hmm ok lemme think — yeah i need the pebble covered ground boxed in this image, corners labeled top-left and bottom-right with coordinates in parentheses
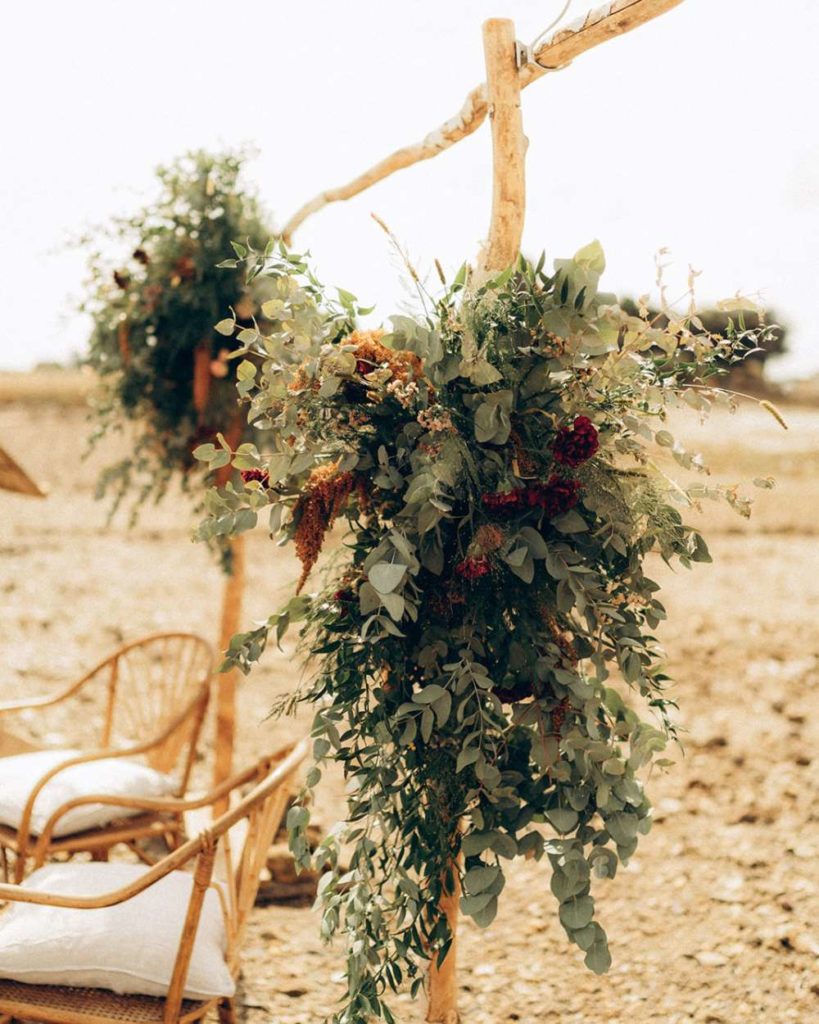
top-left (1, 397), bottom-right (818, 1023)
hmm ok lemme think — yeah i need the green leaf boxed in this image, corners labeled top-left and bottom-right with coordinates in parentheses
top-left (559, 894), bottom-right (595, 931)
top-left (584, 934), bottom-right (612, 974)
top-left (518, 527), bottom-right (548, 558)
top-left (368, 562), bottom-right (407, 594)
top-left (606, 811), bottom-right (639, 846)
top-left (432, 690), bottom-right (452, 726)
top-left (546, 807), bottom-right (579, 833)
top-left (381, 590), bottom-right (405, 621)
top-left (420, 707), bottom-right (434, 743)
top-left (461, 832), bottom-right (494, 857)
top-left (471, 894), bottom-right (498, 928)
top-left (573, 239), bottom-right (606, 274)
top-left (464, 864), bottom-right (500, 894)
top-left (414, 684), bottom-right (447, 704)
top-left (552, 510), bottom-right (588, 533)
top-left (214, 318), bottom-right (235, 336)
top-left (460, 891), bottom-right (495, 916)
top-left (456, 746), bottom-right (480, 772)
top-left (193, 443), bottom-right (216, 462)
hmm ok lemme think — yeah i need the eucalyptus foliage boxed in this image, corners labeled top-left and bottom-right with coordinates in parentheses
top-left (83, 149), bottom-right (274, 535)
top-left (196, 240), bottom-right (775, 1022)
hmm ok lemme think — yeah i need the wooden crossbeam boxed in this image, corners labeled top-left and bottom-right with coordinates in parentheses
top-left (280, 0), bottom-right (685, 242)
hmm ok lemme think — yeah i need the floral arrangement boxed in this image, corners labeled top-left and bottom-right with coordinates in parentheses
top-left (82, 149), bottom-right (277, 535)
top-left (196, 240), bottom-right (778, 1023)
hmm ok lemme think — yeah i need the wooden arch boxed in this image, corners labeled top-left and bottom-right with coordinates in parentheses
top-left (272, 4), bottom-right (687, 1021)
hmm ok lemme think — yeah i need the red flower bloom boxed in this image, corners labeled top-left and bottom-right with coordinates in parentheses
top-left (455, 556), bottom-right (492, 581)
top-left (526, 475), bottom-right (582, 519)
top-left (355, 360), bottom-right (371, 376)
top-left (552, 416), bottom-right (600, 468)
top-left (240, 468), bottom-right (270, 488)
top-left (482, 489), bottom-right (526, 515)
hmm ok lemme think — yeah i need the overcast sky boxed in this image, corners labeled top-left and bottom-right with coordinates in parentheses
top-left (1, 0), bottom-right (817, 378)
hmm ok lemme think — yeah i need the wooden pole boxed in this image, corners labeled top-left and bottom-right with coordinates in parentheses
top-left (425, 860), bottom-right (462, 1024)
top-left (280, 0), bottom-right (685, 242)
top-left (212, 413), bottom-right (250, 798)
top-left (426, 20), bottom-right (525, 1024)
top-left (214, 533), bottom-right (246, 801)
top-left (475, 18), bottom-right (526, 282)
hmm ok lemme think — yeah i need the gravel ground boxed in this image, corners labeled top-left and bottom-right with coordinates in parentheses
top-left (1, 399), bottom-right (818, 1024)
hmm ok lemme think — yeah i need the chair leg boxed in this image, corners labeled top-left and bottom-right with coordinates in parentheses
top-left (0, 845), bottom-right (8, 883)
top-left (90, 848), bottom-right (110, 863)
top-left (218, 997), bottom-right (237, 1024)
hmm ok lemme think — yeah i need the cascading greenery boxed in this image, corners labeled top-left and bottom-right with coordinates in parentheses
top-left (82, 149), bottom-right (276, 539)
top-left (195, 240), bottom-right (777, 1023)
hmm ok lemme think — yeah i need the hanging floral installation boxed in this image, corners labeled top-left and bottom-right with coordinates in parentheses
top-left (82, 149), bottom-right (279, 548)
top-left (195, 240), bottom-right (779, 1023)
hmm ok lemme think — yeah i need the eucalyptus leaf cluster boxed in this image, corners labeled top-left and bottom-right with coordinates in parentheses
top-left (82, 149), bottom-right (276, 545)
top-left (196, 239), bottom-right (771, 1022)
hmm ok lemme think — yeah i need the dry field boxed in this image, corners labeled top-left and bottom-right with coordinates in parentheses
top-left (1, 380), bottom-right (818, 1024)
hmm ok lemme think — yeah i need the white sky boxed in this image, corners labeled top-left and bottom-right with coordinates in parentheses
top-left (1, 0), bottom-right (817, 378)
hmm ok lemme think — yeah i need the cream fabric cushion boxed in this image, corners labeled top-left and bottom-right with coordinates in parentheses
top-left (0, 862), bottom-right (235, 999)
top-left (0, 749), bottom-right (176, 837)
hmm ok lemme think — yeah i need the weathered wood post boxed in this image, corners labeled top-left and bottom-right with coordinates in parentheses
top-left (426, 19), bottom-right (526, 1024)
top-left (192, 347), bottom-right (247, 797)
top-left (214, 532), bottom-right (245, 799)
top-left (475, 19), bottom-right (527, 281)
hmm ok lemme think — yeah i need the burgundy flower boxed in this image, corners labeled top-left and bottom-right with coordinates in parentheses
top-left (526, 475), bottom-right (581, 520)
top-left (240, 468), bottom-right (270, 488)
top-left (552, 416), bottom-right (600, 468)
top-left (482, 489), bottom-right (526, 515)
top-left (355, 360), bottom-right (371, 376)
top-left (455, 556), bottom-right (492, 581)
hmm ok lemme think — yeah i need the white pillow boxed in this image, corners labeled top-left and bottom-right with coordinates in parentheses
top-left (0, 862), bottom-right (235, 999)
top-left (0, 749), bottom-right (176, 837)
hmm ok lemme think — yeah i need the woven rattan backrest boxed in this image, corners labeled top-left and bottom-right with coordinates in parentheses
top-left (101, 633), bottom-right (213, 780)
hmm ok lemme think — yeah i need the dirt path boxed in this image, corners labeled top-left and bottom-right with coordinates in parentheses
top-left (1, 400), bottom-right (818, 1023)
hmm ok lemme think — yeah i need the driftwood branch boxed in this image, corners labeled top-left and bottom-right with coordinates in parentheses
top-left (476, 18), bottom-right (526, 280)
top-left (280, 0), bottom-right (685, 242)
top-left (427, 25), bottom-right (524, 1020)
top-left (213, 533), bottom-right (246, 802)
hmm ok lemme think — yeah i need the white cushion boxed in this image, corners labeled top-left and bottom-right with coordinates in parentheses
top-left (0, 862), bottom-right (235, 999)
top-left (0, 749), bottom-right (176, 837)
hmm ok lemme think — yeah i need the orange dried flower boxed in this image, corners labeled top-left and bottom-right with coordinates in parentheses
top-left (473, 524), bottom-right (505, 554)
top-left (293, 464), bottom-right (355, 591)
top-left (541, 608), bottom-right (578, 665)
top-left (294, 466), bottom-right (353, 588)
top-left (289, 364), bottom-right (319, 394)
top-left (348, 329), bottom-right (425, 386)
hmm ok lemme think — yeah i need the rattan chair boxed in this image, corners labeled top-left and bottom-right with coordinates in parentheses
top-left (0, 634), bottom-right (213, 883)
top-left (0, 739), bottom-right (308, 1024)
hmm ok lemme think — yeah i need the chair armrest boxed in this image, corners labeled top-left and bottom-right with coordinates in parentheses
top-left (0, 678), bottom-right (91, 715)
top-left (15, 691), bottom-right (209, 856)
top-left (0, 840), bottom-right (206, 911)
